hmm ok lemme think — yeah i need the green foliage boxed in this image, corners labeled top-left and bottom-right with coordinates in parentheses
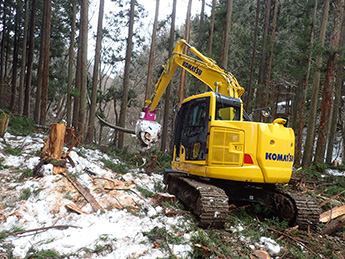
top-left (92, 244), bottom-right (113, 254)
top-left (100, 158), bottom-right (128, 174)
top-left (24, 249), bottom-right (60, 259)
top-left (136, 186), bottom-right (155, 198)
top-left (329, 164), bottom-right (345, 171)
top-left (77, 149), bottom-right (87, 158)
top-left (295, 166), bottom-right (322, 180)
top-left (98, 234), bottom-right (109, 242)
top-left (0, 226), bottom-right (25, 241)
top-left (20, 188), bottom-right (31, 201)
top-left (16, 168), bottom-right (33, 180)
top-left (314, 163), bottom-right (329, 172)
top-left (146, 149), bottom-right (172, 173)
top-left (4, 146), bottom-right (22, 156)
top-left (0, 232), bottom-right (7, 240)
top-left (32, 188), bottom-right (44, 196)
top-left (190, 229), bottom-right (212, 258)
top-left (107, 146), bottom-right (137, 164)
top-left (63, 192), bottom-right (73, 200)
top-left (143, 226), bottom-right (183, 252)
top-left (325, 185), bottom-right (345, 198)
top-left (153, 180), bottom-right (165, 193)
top-left (0, 158), bottom-right (8, 170)
top-left (107, 146), bottom-right (172, 175)
top-left (190, 228), bottom-right (250, 258)
top-left (8, 116), bottom-right (36, 136)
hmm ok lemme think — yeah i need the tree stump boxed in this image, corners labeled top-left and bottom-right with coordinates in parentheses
top-left (42, 124), bottom-right (66, 159)
top-left (0, 112), bottom-right (10, 139)
top-left (39, 123), bottom-right (67, 175)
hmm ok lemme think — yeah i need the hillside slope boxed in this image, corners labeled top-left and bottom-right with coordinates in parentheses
top-left (0, 132), bottom-right (344, 258)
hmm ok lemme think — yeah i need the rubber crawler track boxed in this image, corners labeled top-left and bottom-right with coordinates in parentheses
top-left (166, 174), bottom-right (229, 228)
top-left (286, 192), bottom-right (320, 230)
top-left (165, 173), bottom-right (320, 230)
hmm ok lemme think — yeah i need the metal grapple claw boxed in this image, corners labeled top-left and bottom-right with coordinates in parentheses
top-left (135, 119), bottom-right (161, 149)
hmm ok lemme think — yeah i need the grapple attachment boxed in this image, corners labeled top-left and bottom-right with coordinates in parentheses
top-left (135, 108), bottom-right (161, 149)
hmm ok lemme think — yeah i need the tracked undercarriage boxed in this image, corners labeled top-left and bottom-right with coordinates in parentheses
top-left (164, 171), bottom-right (320, 230)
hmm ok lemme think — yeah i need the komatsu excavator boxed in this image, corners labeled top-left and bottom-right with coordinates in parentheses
top-left (136, 39), bottom-right (319, 229)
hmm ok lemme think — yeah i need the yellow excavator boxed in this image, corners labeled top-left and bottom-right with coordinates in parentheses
top-left (136, 39), bottom-right (319, 229)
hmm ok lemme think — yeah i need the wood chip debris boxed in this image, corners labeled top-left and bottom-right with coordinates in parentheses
top-left (320, 205), bottom-right (345, 223)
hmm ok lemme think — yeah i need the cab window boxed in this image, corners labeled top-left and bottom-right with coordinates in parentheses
top-left (215, 96), bottom-right (241, 121)
top-left (216, 105), bottom-right (240, 120)
top-left (184, 101), bottom-right (207, 137)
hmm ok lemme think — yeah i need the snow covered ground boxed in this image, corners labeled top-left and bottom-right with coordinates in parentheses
top-left (0, 132), bottom-right (193, 258)
top-left (0, 132), bottom-right (282, 258)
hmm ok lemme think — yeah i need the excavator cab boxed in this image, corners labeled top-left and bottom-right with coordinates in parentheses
top-left (172, 91), bottom-right (295, 184)
top-left (173, 92), bottom-right (246, 164)
top-left (172, 92), bottom-right (249, 177)
top-left (173, 95), bottom-right (210, 163)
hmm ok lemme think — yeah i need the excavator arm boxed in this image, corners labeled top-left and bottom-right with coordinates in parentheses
top-left (136, 39), bottom-right (244, 148)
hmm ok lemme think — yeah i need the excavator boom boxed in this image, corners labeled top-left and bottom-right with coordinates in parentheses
top-left (136, 39), bottom-right (244, 147)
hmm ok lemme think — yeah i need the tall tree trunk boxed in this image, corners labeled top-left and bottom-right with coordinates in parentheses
top-left (118, 0), bottom-right (135, 149)
top-left (161, 0), bottom-right (177, 152)
top-left (302, 0), bottom-right (331, 167)
top-left (35, 0), bottom-right (49, 122)
top-left (178, 0), bottom-right (192, 107)
top-left (86, 0), bottom-right (105, 144)
top-left (18, 0), bottom-right (29, 116)
top-left (77, 0), bottom-right (89, 135)
top-left (314, 0), bottom-right (344, 164)
top-left (73, 47), bottom-right (81, 129)
top-left (207, 0), bottom-right (216, 57)
top-left (327, 3), bottom-right (345, 164)
top-left (197, 0), bottom-right (205, 51)
top-left (193, 0), bottom-right (205, 93)
top-left (34, 48), bottom-right (43, 122)
top-left (265, 0), bottom-right (279, 115)
top-left (220, 0), bottom-right (234, 69)
top-left (245, 0), bottom-right (260, 111)
top-left (24, 0), bottom-right (37, 117)
top-left (38, 0), bottom-right (52, 125)
top-left (295, 0), bottom-right (317, 165)
top-left (314, 57), bottom-right (335, 163)
top-left (144, 0), bottom-right (160, 102)
top-left (0, 0), bottom-right (7, 98)
top-left (10, 0), bottom-right (21, 112)
top-left (255, 0), bottom-right (271, 121)
top-left (67, 0), bottom-right (77, 127)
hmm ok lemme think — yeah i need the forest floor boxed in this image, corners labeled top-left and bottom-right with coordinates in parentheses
top-left (0, 124), bottom-right (345, 258)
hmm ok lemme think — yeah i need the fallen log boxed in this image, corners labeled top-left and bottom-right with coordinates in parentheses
top-left (96, 114), bottom-right (135, 134)
top-left (9, 225), bottom-right (81, 237)
top-left (62, 172), bottom-right (102, 212)
top-left (65, 203), bottom-right (86, 214)
top-left (320, 205), bottom-right (345, 223)
top-left (321, 215), bottom-right (345, 235)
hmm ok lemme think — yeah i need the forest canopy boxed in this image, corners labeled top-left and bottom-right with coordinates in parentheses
top-left (0, 0), bottom-right (344, 167)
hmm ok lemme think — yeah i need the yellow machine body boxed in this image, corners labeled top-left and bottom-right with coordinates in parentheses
top-left (140, 40), bottom-right (295, 184)
top-left (171, 92), bottom-right (295, 184)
